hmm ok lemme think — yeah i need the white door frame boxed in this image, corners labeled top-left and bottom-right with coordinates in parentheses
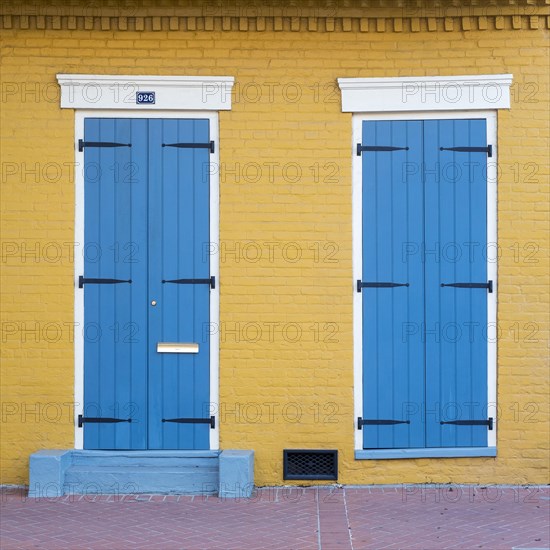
top-left (58, 74), bottom-right (234, 451)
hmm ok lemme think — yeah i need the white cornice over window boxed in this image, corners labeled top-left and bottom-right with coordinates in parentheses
top-left (57, 74), bottom-right (235, 110)
top-left (337, 74), bottom-right (513, 112)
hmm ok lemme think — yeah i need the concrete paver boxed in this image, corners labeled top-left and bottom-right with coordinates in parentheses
top-left (1, 486), bottom-right (548, 549)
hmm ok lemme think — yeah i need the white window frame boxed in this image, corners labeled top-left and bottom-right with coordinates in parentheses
top-left (58, 74), bottom-right (234, 451)
top-left (339, 75), bottom-right (512, 459)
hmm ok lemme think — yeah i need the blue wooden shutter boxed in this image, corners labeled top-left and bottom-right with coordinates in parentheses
top-left (82, 118), bottom-right (148, 449)
top-left (147, 119), bottom-right (211, 450)
top-left (424, 119), bottom-right (489, 447)
top-left (361, 118), bottom-right (490, 451)
top-left (361, 120), bottom-right (425, 449)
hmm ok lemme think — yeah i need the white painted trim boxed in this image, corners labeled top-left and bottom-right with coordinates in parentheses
top-left (74, 113), bottom-right (84, 450)
top-left (352, 116), bottom-right (363, 452)
top-left (352, 109), bottom-right (498, 453)
top-left (73, 109), bottom-right (221, 451)
top-left (208, 114), bottom-right (221, 451)
top-left (338, 75), bottom-right (513, 113)
top-left (486, 114), bottom-right (498, 449)
top-left (57, 74), bottom-right (235, 111)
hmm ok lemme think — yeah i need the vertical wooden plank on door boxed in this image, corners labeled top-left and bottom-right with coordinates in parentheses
top-left (190, 120), bottom-right (212, 449)
top-left (424, 119), bottom-right (488, 447)
top-left (125, 119), bottom-right (149, 449)
top-left (148, 119), bottom-right (211, 449)
top-left (83, 117), bottom-right (101, 449)
top-left (96, 119), bottom-right (116, 449)
top-left (361, 120), bottom-right (425, 449)
top-left (147, 118), bottom-right (165, 449)
top-left (83, 118), bottom-right (148, 449)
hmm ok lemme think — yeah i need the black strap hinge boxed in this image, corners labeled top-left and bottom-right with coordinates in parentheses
top-left (78, 415), bottom-right (132, 428)
top-left (357, 417), bottom-right (411, 430)
top-left (357, 144), bottom-right (409, 156)
top-left (162, 416), bottom-right (216, 429)
top-left (79, 276), bottom-right (132, 289)
top-left (162, 141), bottom-right (215, 154)
top-left (162, 276), bottom-right (215, 289)
top-left (441, 280), bottom-right (493, 293)
top-left (79, 139), bottom-right (131, 152)
top-left (357, 280), bottom-right (409, 293)
top-left (440, 145), bottom-right (492, 158)
top-left (440, 418), bottom-right (494, 430)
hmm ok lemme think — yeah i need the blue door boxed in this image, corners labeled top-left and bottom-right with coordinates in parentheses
top-left (81, 118), bottom-right (213, 450)
top-left (359, 119), bottom-right (492, 450)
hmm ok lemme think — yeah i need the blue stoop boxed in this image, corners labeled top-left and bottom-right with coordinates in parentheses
top-left (29, 449), bottom-right (254, 498)
top-left (66, 451), bottom-right (220, 495)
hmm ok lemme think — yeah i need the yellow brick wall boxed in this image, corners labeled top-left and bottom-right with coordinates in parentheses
top-left (1, 6), bottom-right (548, 486)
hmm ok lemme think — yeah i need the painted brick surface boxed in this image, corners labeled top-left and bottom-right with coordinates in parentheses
top-left (0, 2), bottom-right (548, 486)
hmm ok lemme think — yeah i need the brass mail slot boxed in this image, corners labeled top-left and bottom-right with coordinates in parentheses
top-left (157, 342), bottom-right (199, 354)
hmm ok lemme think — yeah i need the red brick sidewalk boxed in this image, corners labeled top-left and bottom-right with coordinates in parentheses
top-left (1, 486), bottom-right (549, 549)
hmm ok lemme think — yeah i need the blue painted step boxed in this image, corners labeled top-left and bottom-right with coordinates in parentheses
top-left (64, 451), bottom-right (220, 495)
top-left (71, 450), bottom-right (219, 467)
top-left (29, 449), bottom-right (254, 498)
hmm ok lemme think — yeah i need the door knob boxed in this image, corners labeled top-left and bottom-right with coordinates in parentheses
top-left (151, 300), bottom-right (157, 306)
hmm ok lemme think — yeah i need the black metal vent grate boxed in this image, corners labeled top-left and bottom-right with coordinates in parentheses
top-left (283, 449), bottom-right (338, 480)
